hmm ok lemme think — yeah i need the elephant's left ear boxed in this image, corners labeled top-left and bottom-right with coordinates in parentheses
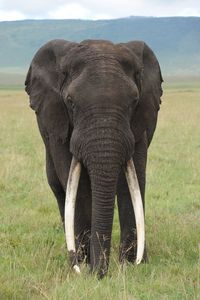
top-left (125, 41), bottom-right (163, 146)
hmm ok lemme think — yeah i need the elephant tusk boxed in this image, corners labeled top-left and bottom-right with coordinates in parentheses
top-left (65, 156), bottom-right (81, 274)
top-left (124, 158), bottom-right (145, 265)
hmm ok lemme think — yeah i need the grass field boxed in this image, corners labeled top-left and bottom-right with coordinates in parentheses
top-left (0, 82), bottom-right (200, 299)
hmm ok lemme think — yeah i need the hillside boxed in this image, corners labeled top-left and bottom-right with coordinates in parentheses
top-left (0, 17), bottom-right (200, 84)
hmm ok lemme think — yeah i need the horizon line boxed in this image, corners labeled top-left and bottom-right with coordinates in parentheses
top-left (0, 15), bottom-right (200, 23)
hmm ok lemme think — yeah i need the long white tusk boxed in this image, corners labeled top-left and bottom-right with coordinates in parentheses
top-left (124, 158), bottom-right (145, 265)
top-left (65, 156), bottom-right (81, 274)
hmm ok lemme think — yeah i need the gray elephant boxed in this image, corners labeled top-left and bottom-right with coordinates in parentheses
top-left (25, 39), bottom-right (163, 278)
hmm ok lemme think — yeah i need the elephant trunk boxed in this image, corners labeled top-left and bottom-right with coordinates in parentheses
top-left (88, 157), bottom-right (121, 277)
top-left (83, 126), bottom-right (132, 277)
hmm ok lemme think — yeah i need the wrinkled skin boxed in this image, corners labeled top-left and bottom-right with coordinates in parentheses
top-left (25, 39), bottom-right (163, 278)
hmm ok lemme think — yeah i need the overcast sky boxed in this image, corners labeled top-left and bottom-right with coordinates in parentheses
top-left (0, 0), bottom-right (199, 21)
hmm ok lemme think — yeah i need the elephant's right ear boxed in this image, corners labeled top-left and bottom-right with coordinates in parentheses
top-left (25, 39), bottom-right (77, 142)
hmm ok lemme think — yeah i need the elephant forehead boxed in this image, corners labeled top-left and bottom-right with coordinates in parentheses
top-left (80, 39), bottom-right (115, 51)
top-left (80, 40), bottom-right (134, 58)
top-left (67, 41), bottom-right (135, 68)
top-left (85, 41), bottom-right (135, 63)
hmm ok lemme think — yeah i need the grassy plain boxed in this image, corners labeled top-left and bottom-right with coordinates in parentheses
top-left (0, 81), bottom-right (200, 299)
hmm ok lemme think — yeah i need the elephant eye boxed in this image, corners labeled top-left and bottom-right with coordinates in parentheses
top-left (120, 58), bottom-right (133, 76)
top-left (62, 70), bottom-right (68, 76)
top-left (134, 69), bottom-right (143, 92)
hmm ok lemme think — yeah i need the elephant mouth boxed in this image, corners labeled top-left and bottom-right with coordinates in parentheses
top-left (64, 156), bottom-right (145, 274)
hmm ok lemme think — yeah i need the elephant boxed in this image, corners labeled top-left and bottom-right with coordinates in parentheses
top-left (25, 39), bottom-right (163, 278)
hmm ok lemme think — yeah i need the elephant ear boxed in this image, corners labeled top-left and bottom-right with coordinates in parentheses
top-left (25, 39), bottom-right (77, 142)
top-left (125, 41), bottom-right (163, 146)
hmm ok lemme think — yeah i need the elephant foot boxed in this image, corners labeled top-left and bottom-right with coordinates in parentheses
top-left (76, 229), bottom-right (91, 264)
top-left (89, 265), bottom-right (108, 280)
top-left (119, 238), bottom-right (137, 263)
top-left (89, 256), bottom-right (109, 280)
top-left (119, 237), bottom-right (148, 264)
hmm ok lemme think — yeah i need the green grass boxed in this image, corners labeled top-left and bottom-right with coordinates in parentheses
top-left (0, 82), bottom-right (200, 299)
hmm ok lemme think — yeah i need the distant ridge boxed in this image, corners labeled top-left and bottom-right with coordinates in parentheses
top-left (0, 17), bottom-right (200, 79)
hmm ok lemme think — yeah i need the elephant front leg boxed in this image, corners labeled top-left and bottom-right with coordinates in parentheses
top-left (75, 166), bottom-right (92, 264)
top-left (46, 150), bottom-right (66, 225)
top-left (117, 171), bottom-right (137, 262)
top-left (117, 132), bottom-right (148, 263)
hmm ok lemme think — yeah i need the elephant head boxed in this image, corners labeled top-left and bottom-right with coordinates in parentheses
top-left (25, 39), bottom-right (163, 277)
